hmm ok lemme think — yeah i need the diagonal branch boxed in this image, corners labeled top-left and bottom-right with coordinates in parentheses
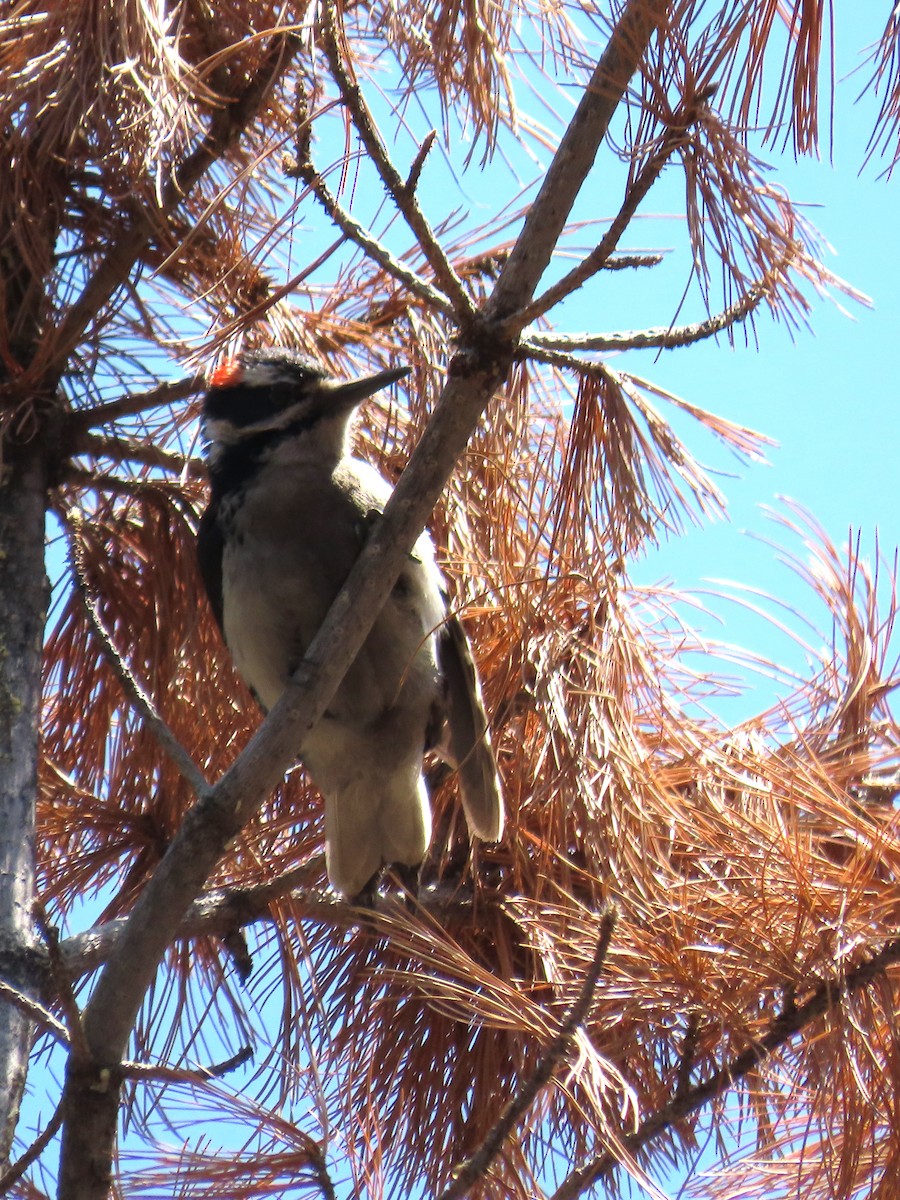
top-left (437, 907), bottom-right (617, 1200)
top-left (0, 1097), bottom-right (65, 1194)
top-left (70, 432), bottom-right (201, 477)
top-left (286, 145), bottom-right (453, 317)
top-left (0, 980), bottom-right (67, 1048)
top-left (509, 91), bottom-right (709, 332)
top-left (551, 935), bottom-right (900, 1200)
top-left (524, 276), bottom-right (770, 355)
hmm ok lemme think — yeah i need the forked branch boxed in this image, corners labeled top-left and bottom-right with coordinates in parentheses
top-left (484, 0), bottom-right (668, 325)
top-left (285, 121), bottom-right (452, 316)
top-left (317, 0), bottom-right (476, 322)
top-left (510, 89), bottom-right (713, 332)
top-left (551, 935), bottom-right (900, 1200)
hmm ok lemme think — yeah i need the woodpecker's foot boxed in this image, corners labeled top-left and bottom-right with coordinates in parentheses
top-left (354, 508), bottom-right (382, 545)
top-left (351, 868), bottom-right (384, 909)
top-left (220, 927), bottom-right (253, 983)
top-left (387, 862), bottom-right (421, 908)
top-left (348, 862), bottom-right (420, 909)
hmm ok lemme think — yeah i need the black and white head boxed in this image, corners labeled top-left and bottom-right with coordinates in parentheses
top-left (202, 347), bottom-right (409, 478)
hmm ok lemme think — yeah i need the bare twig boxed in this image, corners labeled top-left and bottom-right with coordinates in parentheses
top-left (65, 374), bottom-right (204, 434)
top-left (406, 130), bottom-right (437, 193)
top-left (119, 1045), bottom-right (254, 1085)
top-left (505, 86), bottom-right (715, 334)
top-left (285, 86), bottom-right (452, 316)
top-left (72, 432), bottom-right (201, 477)
top-left (551, 935), bottom-right (900, 1200)
top-left (0, 1097), bottom-right (65, 1193)
top-left (437, 906), bottom-right (617, 1200)
top-left (0, 980), bottom-right (68, 1048)
top-left (525, 277), bottom-right (770, 354)
top-left (67, 516), bottom-right (210, 799)
top-left (318, 0), bottom-right (476, 322)
top-left (602, 253), bottom-right (665, 270)
top-left (287, 152), bottom-right (452, 317)
top-left (310, 1146), bottom-right (338, 1200)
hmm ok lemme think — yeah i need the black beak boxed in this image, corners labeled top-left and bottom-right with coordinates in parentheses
top-left (327, 365), bottom-right (411, 409)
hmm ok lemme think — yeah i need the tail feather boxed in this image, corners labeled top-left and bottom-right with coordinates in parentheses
top-left (314, 731), bottom-right (432, 898)
top-left (436, 615), bottom-right (504, 842)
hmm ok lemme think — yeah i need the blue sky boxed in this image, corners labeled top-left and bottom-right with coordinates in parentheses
top-left (611, 64), bottom-right (899, 723)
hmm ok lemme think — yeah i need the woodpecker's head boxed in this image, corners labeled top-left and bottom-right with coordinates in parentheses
top-left (202, 348), bottom-right (409, 484)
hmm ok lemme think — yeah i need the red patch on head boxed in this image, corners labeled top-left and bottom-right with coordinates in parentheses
top-left (208, 358), bottom-right (243, 388)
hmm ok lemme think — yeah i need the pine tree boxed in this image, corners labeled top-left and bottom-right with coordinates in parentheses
top-left (1, 3), bottom-right (898, 1197)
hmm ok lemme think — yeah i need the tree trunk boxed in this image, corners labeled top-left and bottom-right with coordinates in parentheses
top-left (0, 438), bottom-right (49, 1164)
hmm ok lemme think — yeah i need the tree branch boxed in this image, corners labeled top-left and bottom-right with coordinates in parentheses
top-left (524, 278), bottom-right (769, 354)
top-left (287, 153), bottom-right (452, 316)
top-left (551, 935), bottom-right (900, 1200)
top-left (601, 253), bottom-right (665, 270)
top-left (67, 516), bottom-right (210, 799)
top-left (55, 467), bottom-right (187, 501)
top-left (58, 860), bottom-right (328, 980)
top-left (65, 374), bottom-right (204, 434)
top-left (437, 906), bottom-right (617, 1200)
top-left (0, 441), bottom-right (51, 1163)
top-left (0, 980), bottom-right (67, 1048)
top-left (55, 862), bottom-right (513, 981)
top-left (71, 432), bottom-right (202, 477)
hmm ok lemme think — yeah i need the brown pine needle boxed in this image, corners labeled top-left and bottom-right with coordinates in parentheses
top-left (438, 906), bottom-right (617, 1200)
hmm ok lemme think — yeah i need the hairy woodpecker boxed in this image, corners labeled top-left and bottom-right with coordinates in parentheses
top-left (197, 347), bottom-right (503, 899)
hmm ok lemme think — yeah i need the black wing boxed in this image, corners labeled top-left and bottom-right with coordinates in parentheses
top-left (196, 502), bottom-right (225, 632)
top-left (436, 614), bottom-right (504, 842)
